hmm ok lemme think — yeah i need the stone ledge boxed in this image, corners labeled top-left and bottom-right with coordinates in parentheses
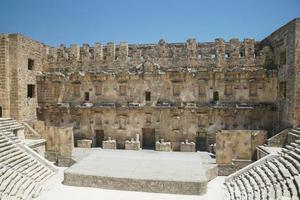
top-left (63, 172), bottom-right (208, 195)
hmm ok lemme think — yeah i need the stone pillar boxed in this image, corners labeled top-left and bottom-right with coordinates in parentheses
top-left (229, 38), bottom-right (240, 66)
top-left (94, 42), bottom-right (103, 61)
top-left (215, 38), bottom-right (225, 68)
top-left (243, 39), bottom-right (255, 66)
top-left (119, 42), bottom-right (128, 65)
top-left (70, 44), bottom-right (80, 62)
top-left (186, 38), bottom-right (197, 67)
top-left (81, 44), bottom-right (90, 64)
top-left (157, 39), bottom-right (167, 66)
top-left (57, 44), bottom-right (68, 63)
top-left (106, 42), bottom-right (115, 64)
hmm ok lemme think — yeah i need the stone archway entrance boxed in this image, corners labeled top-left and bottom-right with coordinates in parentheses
top-left (142, 128), bottom-right (155, 149)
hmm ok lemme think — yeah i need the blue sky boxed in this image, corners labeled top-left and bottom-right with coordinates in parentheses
top-left (1, 0), bottom-right (300, 46)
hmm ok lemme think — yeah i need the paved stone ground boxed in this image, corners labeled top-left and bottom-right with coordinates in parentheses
top-left (37, 168), bottom-right (226, 200)
top-left (66, 149), bottom-right (216, 182)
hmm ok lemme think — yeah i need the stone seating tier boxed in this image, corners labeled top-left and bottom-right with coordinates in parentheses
top-left (224, 132), bottom-right (300, 200)
top-left (0, 118), bottom-right (55, 200)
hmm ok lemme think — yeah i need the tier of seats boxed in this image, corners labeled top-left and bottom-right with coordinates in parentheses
top-left (0, 118), bottom-right (55, 200)
top-left (224, 138), bottom-right (300, 200)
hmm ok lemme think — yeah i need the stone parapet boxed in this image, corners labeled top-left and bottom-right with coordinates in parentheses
top-left (156, 139), bottom-right (172, 152)
top-left (77, 139), bottom-right (92, 148)
top-left (125, 138), bottom-right (140, 151)
top-left (180, 139), bottom-right (195, 152)
top-left (102, 137), bottom-right (117, 149)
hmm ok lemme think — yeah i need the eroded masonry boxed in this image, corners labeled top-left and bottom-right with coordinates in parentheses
top-left (0, 18), bottom-right (300, 198)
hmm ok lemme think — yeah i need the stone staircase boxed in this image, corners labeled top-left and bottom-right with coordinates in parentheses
top-left (0, 118), bottom-right (56, 200)
top-left (224, 139), bottom-right (300, 200)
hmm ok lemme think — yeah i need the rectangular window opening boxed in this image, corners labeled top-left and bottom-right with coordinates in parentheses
top-left (145, 91), bottom-right (151, 101)
top-left (84, 92), bottom-right (90, 101)
top-left (28, 59), bottom-right (34, 70)
top-left (27, 84), bottom-right (35, 98)
top-left (213, 91), bottom-right (219, 102)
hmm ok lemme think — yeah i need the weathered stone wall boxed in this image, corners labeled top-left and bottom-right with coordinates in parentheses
top-left (43, 38), bottom-right (268, 73)
top-left (261, 18), bottom-right (300, 129)
top-left (37, 69), bottom-right (278, 105)
top-left (267, 128), bottom-right (289, 147)
top-left (34, 121), bottom-right (74, 166)
top-left (2, 19), bottom-right (300, 155)
top-left (0, 35), bottom-right (10, 118)
top-left (216, 130), bottom-right (267, 164)
top-left (0, 34), bottom-right (47, 121)
top-left (38, 105), bottom-right (275, 151)
top-left (36, 63), bottom-right (278, 151)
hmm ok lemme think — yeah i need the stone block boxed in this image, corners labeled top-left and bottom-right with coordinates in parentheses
top-left (77, 139), bottom-right (92, 148)
top-left (125, 138), bottom-right (140, 151)
top-left (180, 139), bottom-right (195, 152)
top-left (102, 137), bottom-right (117, 149)
top-left (156, 139), bottom-right (172, 152)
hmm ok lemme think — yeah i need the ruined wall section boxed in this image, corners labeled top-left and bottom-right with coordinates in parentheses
top-left (7, 34), bottom-right (47, 121)
top-left (37, 70), bottom-right (277, 106)
top-left (293, 19), bottom-right (300, 127)
top-left (38, 106), bottom-right (275, 151)
top-left (44, 38), bottom-right (269, 73)
top-left (261, 18), bottom-right (300, 129)
top-left (0, 35), bottom-right (10, 117)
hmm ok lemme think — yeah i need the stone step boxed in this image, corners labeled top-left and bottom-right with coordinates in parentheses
top-left (7, 155), bottom-right (32, 171)
top-left (290, 129), bottom-right (300, 135)
top-left (278, 157), bottom-right (299, 176)
top-left (240, 176), bottom-right (254, 199)
top-left (0, 170), bottom-right (18, 192)
top-left (272, 159), bottom-right (293, 179)
top-left (22, 162), bottom-right (41, 175)
top-left (0, 118), bottom-right (13, 123)
top-left (233, 181), bottom-right (241, 200)
top-left (282, 154), bottom-right (300, 173)
top-left (9, 175), bottom-right (28, 197)
top-left (21, 182), bottom-right (40, 200)
top-left (0, 140), bottom-right (13, 148)
top-left (250, 169), bottom-right (268, 199)
top-left (286, 150), bottom-right (300, 162)
top-left (0, 124), bottom-right (23, 132)
top-left (260, 165), bottom-right (282, 199)
top-left (225, 183), bottom-right (234, 199)
top-left (286, 178), bottom-right (298, 199)
top-left (0, 147), bottom-right (18, 158)
top-left (0, 138), bottom-right (9, 144)
top-left (17, 160), bottom-right (38, 174)
top-left (236, 178), bottom-right (247, 199)
top-left (3, 174), bottom-right (23, 197)
top-left (245, 173), bottom-right (261, 198)
top-left (0, 152), bottom-right (27, 165)
top-left (290, 142), bottom-right (300, 148)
